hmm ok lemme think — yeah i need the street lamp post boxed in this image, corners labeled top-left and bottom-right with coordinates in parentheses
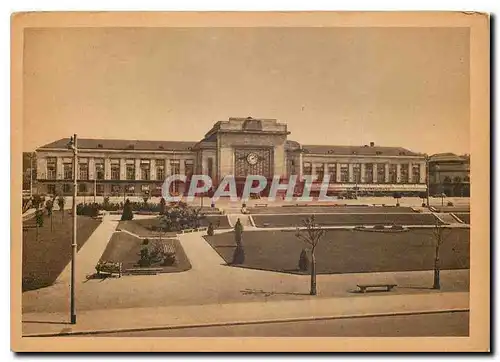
top-left (426, 156), bottom-right (430, 209)
top-left (29, 153), bottom-right (34, 198)
top-left (94, 178), bottom-right (97, 203)
top-left (67, 134), bottom-right (78, 324)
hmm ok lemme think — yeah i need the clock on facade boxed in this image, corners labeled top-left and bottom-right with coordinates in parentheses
top-left (246, 152), bottom-right (259, 165)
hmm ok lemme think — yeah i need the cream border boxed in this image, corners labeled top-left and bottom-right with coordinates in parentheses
top-left (11, 11), bottom-right (490, 352)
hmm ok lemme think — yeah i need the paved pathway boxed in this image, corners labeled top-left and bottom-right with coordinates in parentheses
top-left (56, 214), bottom-right (118, 283)
top-left (22, 291), bottom-right (469, 336)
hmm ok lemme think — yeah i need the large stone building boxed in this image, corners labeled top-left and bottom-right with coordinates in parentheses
top-left (428, 153), bottom-right (470, 197)
top-left (35, 117), bottom-right (428, 197)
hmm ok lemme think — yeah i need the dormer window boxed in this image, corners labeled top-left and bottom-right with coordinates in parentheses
top-left (376, 151), bottom-right (383, 155)
top-left (127, 144), bottom-right (135, 150)
top-left (97, 144), bottom-right (103, 148)
top-left (158, 145), bottom-right (164, 150)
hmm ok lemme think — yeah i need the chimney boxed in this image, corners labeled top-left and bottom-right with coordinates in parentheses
top-left (370, 142), bottom-right (375, 147)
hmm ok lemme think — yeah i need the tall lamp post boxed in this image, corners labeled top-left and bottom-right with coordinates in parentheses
top-left (425, 155), bottom-right (430, 209)
top-left (67, 134), bottom-right (78, 324)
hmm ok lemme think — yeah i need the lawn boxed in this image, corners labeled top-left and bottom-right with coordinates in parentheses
top-left (22, 210), bottom-right (101, 291)
top-left (204, 228), bottom-right (470, 275)
top-left (99, 232), bottom-right (191, 273)
top-left (117, 215), bottom-right (230, 237)
top-left (455, 213), bottom-right (470, 224)
top-left (252, 213), bottom-right (441, 228)
top-left (248, 206), bottom-right (415, 214)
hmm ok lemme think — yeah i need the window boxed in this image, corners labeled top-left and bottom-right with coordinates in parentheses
top-left (340, 164), bottom-right (349, 182)
top-left (111, 159), bottom-right (120, 180)
top-left (63, 183), bottom-right (71, 193)
top-left (78, 183), bottom-right (87, 193)
top-left (96, 184), bottom-right (104, 195)
top-left (315, 164), bottom-right (324, 181)
top-left (79, 158), bottom-right (89, 180)
top-left (47, 184), bottom-right (56, 195)
top-left (327, 164), bottom-right (337, 182)
top-left (47, 157), bottom-right (57, 180)
top-left (364, 163), bottom-right (373, 183)
top-left (111, 184), bottom-right (121, 195)
top-left (389, 164), bottom-right (397, 183)
top-left (140, 159), bottom-right (150, 180)
top-left (412, 164), bottom-right (421, 183)
top-left (170, 160), bottom-right (180, 175)
top-left (126, 159), bottom-right (135, 180)
top-left (63, 159), bottom-right (73, 180)
top-left (377, 163), bottom-right (386, 183)
top-left (126, 184), bottom-right (135, 194)
top-left (185, 160), bottom-right (194, 178)
top-left (141, 184), bottom-right (150, 193)
top-left (352, 163), bottom-right (361, 183)
top-left (400, 164), bottom-right (409, 183)
top-left (156, 159), bottom-right (165, 181)
top-left (303, 162), bottom-right (312, 175)
top-left (95, 158), bottom-right (105, 180)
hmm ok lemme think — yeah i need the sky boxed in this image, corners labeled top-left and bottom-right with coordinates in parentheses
top-left (23, 27), bottom-right (470, 154)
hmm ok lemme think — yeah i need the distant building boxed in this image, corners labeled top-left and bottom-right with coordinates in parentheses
top-left (34, 117), bottom-right (429, 197)
top-left (22, 152), bottom-right (36, 194)
top-left (428, 153), bottom-right (470, 197)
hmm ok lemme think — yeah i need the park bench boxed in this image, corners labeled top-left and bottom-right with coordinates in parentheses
top-left (96, 261), bottom-right (122, 278)
top-left (126, 267), bottom-right (163, 275)
top-left (356, 283), bottom-right (397, 293)
top-left (255, 203), bottom-right (268, 208)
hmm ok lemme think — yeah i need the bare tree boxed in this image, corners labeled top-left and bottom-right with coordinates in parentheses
top-left (295, 215), bottom-right (325, 295)
top-left (432, 218), bottom-right (448, 289)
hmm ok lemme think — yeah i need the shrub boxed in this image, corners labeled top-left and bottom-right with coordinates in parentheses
top-left (232, 244), bottom-right (245, 264)
top-left (121, 199), bottom-right (134, 221)
top-left (373, 224), bottom-right (385, 230)
top-left (298, 248), bottom-right (309, 272)
top-left (447, 201), bottom-right (454, 206)
top-left (159, 198), bottom-right (166, 215)
top-left (138, 247), bottom-right (151, 267)
top-left (76, 203), bottom-right (100, 217)
top-left (207, 223), bottom-right (214, 236)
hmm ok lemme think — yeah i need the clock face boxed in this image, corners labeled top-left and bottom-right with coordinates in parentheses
top-left (246, 152), bottom-right (259, 165)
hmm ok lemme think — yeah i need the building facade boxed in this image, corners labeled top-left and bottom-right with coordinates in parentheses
top-left (428, 153), bottom-right (470, 197)
top-left (35, 117), bottom-right (428, 197)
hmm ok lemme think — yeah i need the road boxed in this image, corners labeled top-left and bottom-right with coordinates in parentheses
top-left (98, 311), bottom-right (468, 337)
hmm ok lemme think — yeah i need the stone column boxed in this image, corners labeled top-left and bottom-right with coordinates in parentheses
top-left (372, 163), bottom-right (378, 183)
top-left (179, 158), bottom-right (185, 176)
top-left (385, 163), bottom-right (390, 183)
top-left (360, 163), bottom-right (366, 183)
top-left (135, 159), bottom-right (141, 180)
top-left (150, 159), bottom-right (156, 181)
top-left (420, 162), bottom-right (426, 184)
top-left (408, 162), bottom-right (413, 183)
top-left (89, 158), bottom-right (95, 180)
top-left (105, 158), bottom-right (111, 180)
top-left (396, 164), bottom-right (402, 183)
top-left (336, 163), bottom-right (341, 183)
top-left (120, 159), bottom-right (126, 180)
top-left (299, 153), bottom-right (304, 180)
top-left (56, 157), bottom-right (63, 180)
top-left (348, 163), bottom-right (354, 183)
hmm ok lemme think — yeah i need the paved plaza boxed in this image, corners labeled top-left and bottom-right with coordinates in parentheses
top-left (22, 198), bottom-right (470, 336)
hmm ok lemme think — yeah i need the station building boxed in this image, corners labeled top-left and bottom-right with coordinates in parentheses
top-left (35, 117), bottom-right (428, 197)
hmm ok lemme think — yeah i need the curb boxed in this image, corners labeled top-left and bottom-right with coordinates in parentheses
top-left (23, 307), bottom-right (469, 337)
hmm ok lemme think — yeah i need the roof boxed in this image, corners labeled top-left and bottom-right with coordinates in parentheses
top-left (300, 144), bottom-right (420, 157)
top-left (429, 153), bottom-right (469, 163)
top-left (38, 138), bottom-right (197, 152)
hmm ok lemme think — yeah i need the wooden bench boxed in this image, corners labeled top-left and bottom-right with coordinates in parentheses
top-left (357, 283), bottom-right (397, 293)
top-left (126, 267), bottom-right (163, 275)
